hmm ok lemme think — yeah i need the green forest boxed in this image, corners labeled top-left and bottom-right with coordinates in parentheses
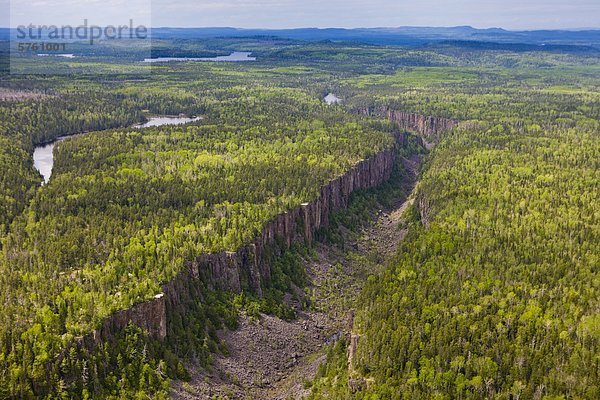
top-left (0, 36), bottom-right (598, 398)
top-left (309, 50), bottom-right (600, 399)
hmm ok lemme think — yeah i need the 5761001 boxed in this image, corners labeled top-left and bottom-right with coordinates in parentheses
top-left (17, 42), bottom-right (67, 52)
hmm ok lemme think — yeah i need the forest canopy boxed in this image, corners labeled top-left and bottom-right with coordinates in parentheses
top-left (0, 39), bottom-right (598, 398)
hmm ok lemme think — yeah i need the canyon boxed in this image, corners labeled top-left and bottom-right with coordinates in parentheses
top-left (75, 110), bottom-right (453, 396)
top-left (357, 107), bottom-right (458, 138)
top-left (78, 137), bottom-right (401, 349)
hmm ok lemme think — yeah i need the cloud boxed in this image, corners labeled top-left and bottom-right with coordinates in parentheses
top-left (3, 0), bottom-right (599, 29)
top-left (8, 0), bottom-right (152, 26)
top-left (149, 0), bottom-right (600, 29)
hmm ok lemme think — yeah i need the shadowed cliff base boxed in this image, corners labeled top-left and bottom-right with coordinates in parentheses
top-left (41, 113), bottom-right (442, 397)
top-left (74, 136), bottom-right (401, 355)
top-left (170, 149), bottom-right (424, 399)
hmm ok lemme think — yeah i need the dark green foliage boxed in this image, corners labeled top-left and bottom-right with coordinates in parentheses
top-left (166, 285), bottom-right (238, 368)
top-left (310, 55), bottom-right (599, 399)
top-left (0, 38), bottom-right (598, 399)
top-left (347, 124), bottom-right (599, 399)
top-left (0, 322), bottom-right (178, 399)
top-left (58, 324), bottom-right (176, 399)
top-left (308, 339), bottom-right (351, 399)
top-left (0, 82), bottom-right (392, 398)
top-left (316, 136), bottom-right (420, 245)
top-left (0, 93), bottom-right (143, 233)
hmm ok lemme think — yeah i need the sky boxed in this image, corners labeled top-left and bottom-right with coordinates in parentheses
top-left (2, 0), bottom-right (599, 30)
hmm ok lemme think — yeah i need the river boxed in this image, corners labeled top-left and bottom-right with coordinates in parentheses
top-left (33, 116), bottom-right (202, 184)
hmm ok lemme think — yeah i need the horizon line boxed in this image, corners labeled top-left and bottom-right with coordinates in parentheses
top-left (1, 25), bottom-right (600, 32)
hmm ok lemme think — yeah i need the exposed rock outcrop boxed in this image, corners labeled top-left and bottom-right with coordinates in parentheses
top-left (356, 107), bottom-right (458, 227)
top-left (188, 146), bottom-right (396, 295)
top-left (357, 107), bottom-right (458, 138)
top-left (79, 138), bottom-right (402, 345)
top-left (171, 148), bottom-right (426, 400)
top-left (80, 294), bottom-right (167, 347)
top-left (416, 191), bottom-right (433, 227)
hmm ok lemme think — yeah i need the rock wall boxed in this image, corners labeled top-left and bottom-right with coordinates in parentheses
top-left (358, 107), bottom-right (458, 138)
top-left (79, 294), bottom-right (167, 349)
top-left (80, 140), bottom-right (400, 344)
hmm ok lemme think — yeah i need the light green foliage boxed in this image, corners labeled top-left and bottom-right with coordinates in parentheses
top-left (310, 53), bottom-right (599, 399)
top-left (0, 79), bottom-right (392, 397)
top-left (0, 38), bottom-right (598, 399)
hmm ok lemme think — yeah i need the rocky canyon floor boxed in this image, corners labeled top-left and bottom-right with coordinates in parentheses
top-left (171, 154), bottom-right (421, 400)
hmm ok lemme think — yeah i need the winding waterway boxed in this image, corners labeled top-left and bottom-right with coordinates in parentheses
top-left (33, 116), bottom-right (202, 184)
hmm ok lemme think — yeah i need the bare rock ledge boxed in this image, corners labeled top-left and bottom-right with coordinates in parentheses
top-left (79, 137), bottom-right (402, 348)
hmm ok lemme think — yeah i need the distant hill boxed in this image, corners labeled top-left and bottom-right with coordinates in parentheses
top-left (150, 27), bottom-right (425, 46)
top-left (2, 25), bottom-right (599, 48)
top-left (149, 26), bottom-right (600, 47)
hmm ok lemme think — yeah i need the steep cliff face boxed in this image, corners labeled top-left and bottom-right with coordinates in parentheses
top-left (357, 107), bottom-right (458, 138)
top-left (78, 293), bottom-right (167, 348)
top-left (81, 141), bottom-right (400, 344)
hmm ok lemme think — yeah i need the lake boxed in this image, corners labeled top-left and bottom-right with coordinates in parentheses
top-left (143, 52), bottom-right (256, 63)
top-left (132, 116), bottom-right (202, 128)
top-left (33, 138), bottom-right (69, 185)
top-left (38, 54), bottom-right (76, 58)
top-left (33, 116), bottom-right (202, 184)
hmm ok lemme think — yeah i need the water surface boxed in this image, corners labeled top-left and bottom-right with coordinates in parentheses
top-left (34, 115), bottom-right (202, 184)
top-left (37, 54), bottom-right (76, 58)
top-left (33, 139), bottom-right (65, 184)
top-left (143, 52), bottom-right (256, 63)
top-left (133, 116), bottom-right (202, 128)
